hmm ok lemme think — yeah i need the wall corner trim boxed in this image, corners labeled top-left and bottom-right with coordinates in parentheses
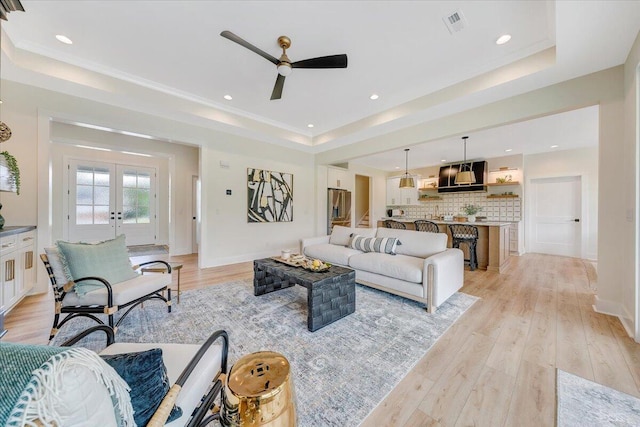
top-left (593, 296), bottom-right (634, 338)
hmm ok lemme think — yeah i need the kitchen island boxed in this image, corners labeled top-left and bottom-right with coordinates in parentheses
top-left (377, 218), bottom-right (512, 273)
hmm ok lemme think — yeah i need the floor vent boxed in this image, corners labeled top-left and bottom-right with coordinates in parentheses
top-left (443, 10), bottom-right (467, 34)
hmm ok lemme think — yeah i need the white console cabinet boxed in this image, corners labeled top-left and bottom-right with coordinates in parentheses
top-left (0, 227), bottom-right (36, 312)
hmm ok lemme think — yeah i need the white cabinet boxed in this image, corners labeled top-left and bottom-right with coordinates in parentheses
top-left (18, 230), bottom-right (35, 298)
top-left (0, 228), bottom-right (36, 311)
top-left (0, 234), bottom-right (18, 309)
top-left (386, 177), bottom-right (401, 205)
top-left (327, 167), bottom-right (352, 190)
top-left (386, 176), bottom-right (418, 205)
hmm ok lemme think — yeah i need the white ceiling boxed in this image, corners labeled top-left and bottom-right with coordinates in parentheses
top-left (1, 1), bottom-right (639, 158)
top-left (350, 104), bottom-right (599, 171)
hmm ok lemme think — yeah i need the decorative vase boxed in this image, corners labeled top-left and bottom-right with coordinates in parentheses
top-left (467, 215), bottom-right (476, 223)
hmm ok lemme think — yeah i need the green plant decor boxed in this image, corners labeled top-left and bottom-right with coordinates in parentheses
top-left (0, 151), bottom-right (20, 195)
top-left (463, 204), bottom-right (482, 215)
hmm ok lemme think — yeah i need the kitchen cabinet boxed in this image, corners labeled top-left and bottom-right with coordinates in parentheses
top-left (327, 167), bottom-right (352, 191)
top-left (386, 176), bottom-right (418, 205)
top-left (386, 177), bottom-right (402, 205)
top-left (0, 227), bottom-right (36, 311)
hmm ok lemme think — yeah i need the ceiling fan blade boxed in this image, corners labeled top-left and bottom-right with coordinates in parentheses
top-left (291, 54), bottom-right (348, 69)
top-left (220, 30), bottom-right (279, 65)
top-left (270, 74), bottom-right (286, 100)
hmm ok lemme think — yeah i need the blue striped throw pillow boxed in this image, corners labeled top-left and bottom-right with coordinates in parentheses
top-left (349, 235), bottom-right (399, 255)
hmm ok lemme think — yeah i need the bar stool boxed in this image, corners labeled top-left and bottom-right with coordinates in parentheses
top-left (414, 220), bottom-right (439, 233)
top-left (384, 220), bottom-right (407, 229)
top-left (448, 224), bottom-right (479, 271)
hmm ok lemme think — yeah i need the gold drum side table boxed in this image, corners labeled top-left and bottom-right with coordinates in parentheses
top-left (221, 351), bottom-right (297, 427)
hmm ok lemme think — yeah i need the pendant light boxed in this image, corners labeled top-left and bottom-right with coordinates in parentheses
top-left (454, 136), bottom-right (476, 185)
top-left (399, 148), bottom-right (415, 188)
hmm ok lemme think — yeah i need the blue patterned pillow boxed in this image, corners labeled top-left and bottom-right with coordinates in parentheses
top-left (56, 234), bottom-right (139, 296)
top-left (101, 348), bottom-right (182, 426)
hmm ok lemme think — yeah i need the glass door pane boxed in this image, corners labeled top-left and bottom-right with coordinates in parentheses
top-left (68, 160), bottom-right (116, 242)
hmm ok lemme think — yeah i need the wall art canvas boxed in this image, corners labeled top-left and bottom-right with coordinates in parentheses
top-left (247, 168), bottom-right (293, 223)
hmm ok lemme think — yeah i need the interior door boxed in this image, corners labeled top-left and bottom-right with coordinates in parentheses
top-left (68, 160), bottom-right (157, 245)
top-left (529, 176), bottom-right (582, 257)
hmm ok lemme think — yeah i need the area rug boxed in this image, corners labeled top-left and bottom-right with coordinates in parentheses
top-left (52, 280), bottom-right (477, 426)
top-left (557, 369), bottom-right (640, 426)
top-left (127, 244), bottom-right (169, 257)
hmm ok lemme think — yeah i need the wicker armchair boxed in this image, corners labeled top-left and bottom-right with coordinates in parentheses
top-left (60, 325), bottom-right (229, 427)
top-left (384, 220), bottom-right (407, 229)
top-left (414, 220), bottom-right (440, 233)
top-left (41, 249), bottom-right (173, 340)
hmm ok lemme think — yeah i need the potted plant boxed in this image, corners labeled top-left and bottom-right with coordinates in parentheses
top-left (462, 204), bottom-right (482, 222)
top-left (0, 151), bottom-right (20, 195)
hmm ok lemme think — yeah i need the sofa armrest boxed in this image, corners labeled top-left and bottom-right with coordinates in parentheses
top-left (300, 235), bottom-right (330, 254)
top-left (423, 248), bottom-right (464, 312)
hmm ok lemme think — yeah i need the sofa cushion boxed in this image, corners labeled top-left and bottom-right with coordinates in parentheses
top-left (61, 273), bottom-right (171, 307)
top-left (329, 225), bottom-right (377, 246)
top-left (349, 252), bottom-right (423, 283)
top-left (376, 227), bottom-right (447, 258)
top-left (303, 243), bottom-right (361, 266)
top-left (56, 235), bottom-right (139, 296)
top-left (348, 235), bottom-right (399, 255)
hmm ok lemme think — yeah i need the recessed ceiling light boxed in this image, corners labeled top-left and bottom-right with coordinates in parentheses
top-left (551, 145), bottom-right (559, 148)
top-left (223, 94), bottom-right (233, 101)
top-left (496, 34), bottom-right (511, 45)
top-left (56, 35), bottom-right (73, 45)
top-left (370, 94), bottom-right (379, 100)
top-left (505, 148), bottom-right (513, 152)
top-left (441, 159), bottom-right (447, 162)
top-left (307, 124), bottom-right (314, 128)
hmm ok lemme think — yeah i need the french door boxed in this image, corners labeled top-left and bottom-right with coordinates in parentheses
top-left (67, 160), bottom-right (157, 245)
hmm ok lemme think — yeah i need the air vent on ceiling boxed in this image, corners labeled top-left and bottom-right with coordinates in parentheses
top-left (443, 10), bottom-right (468, 34)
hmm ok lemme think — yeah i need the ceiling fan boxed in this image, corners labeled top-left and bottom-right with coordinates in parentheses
top-left (220, 31), bottom-right (348, 100)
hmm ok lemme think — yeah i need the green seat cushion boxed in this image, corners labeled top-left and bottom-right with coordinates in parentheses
top-left (56, 234), bottom-right (139, 296)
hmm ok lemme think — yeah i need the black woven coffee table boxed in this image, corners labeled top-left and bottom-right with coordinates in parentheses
top-left (253, 258), bottom-right (356, 332)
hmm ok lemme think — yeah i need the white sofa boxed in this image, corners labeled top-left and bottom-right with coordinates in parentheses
top-left (301, 226), bottom-right (464, 313)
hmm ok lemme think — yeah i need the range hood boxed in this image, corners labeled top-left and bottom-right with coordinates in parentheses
top-left (438, 161), bottom-right (487, 193)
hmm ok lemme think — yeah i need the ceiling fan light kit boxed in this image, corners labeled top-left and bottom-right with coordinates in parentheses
top-left (221, 31), bottom-right (348, 100)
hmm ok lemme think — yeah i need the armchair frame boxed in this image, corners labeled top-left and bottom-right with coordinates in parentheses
top-left (41, 254), bottom-right (173, 340)
top-left (62, 325), bottom-right (229, 427)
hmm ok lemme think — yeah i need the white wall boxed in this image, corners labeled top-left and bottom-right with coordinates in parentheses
top-left (524, 147), bottom-right (599, 260)
top-left (1, 80), bottom-right (317, 292)
top-left (199, 143), bottom-right (315, 267)
top-left (50, 122), bottom-right (199, 255)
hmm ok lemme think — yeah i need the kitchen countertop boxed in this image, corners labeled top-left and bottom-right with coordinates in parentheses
top-left (380, 217), bottom-right (515, 226)
top-left (0, 225), bottom-right (37, 237)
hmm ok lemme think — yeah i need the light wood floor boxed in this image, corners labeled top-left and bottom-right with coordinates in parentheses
top-left (4, 253), bottom-right (640, 426)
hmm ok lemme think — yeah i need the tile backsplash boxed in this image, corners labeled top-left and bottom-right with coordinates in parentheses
top-left (393, 193), bottom-right (521, 222)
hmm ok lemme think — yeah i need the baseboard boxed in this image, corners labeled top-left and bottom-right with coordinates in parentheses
top-left (201, 250), bottom-right (278, 268)
top-left (593, 296), bottom-right (634, 337)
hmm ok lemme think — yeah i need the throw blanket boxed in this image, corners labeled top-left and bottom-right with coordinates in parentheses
top-left (0, 342), bottom-right (134, 426)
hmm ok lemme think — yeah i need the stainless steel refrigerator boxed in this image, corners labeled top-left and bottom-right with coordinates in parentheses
top-left (328, 188), bottom-right (352, 234)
